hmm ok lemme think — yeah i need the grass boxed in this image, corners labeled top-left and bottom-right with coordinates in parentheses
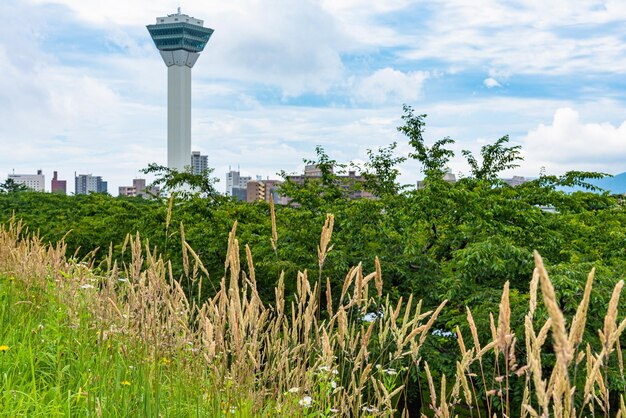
top-left (0, 269), bottom-right (221, 416)
top-left (0, 208), bottom-right (625, 417)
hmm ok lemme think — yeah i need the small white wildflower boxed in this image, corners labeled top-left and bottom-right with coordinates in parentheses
top-left (288, 387), bottom-right (300, 393)
top-left (79, 284), bottom-right (94, 290)
top-left (318, 365), bottom-right (330, 373)
top-left (375, 364), bottom-right (382, 370)
top-left (362, 405), bottom-right (378, 413)
top-left (330, 408), bottom-right (339, 413)
top-left (361, 312), bottom-right (378, 322)
top-left (331, 369), bottom-right (339, 375)
top-left (384, 368), bottom-right (398, 375)
top-left (298, 396), bottom-right (313, 408)
top-left (229, 406), bottom-right (236, 414)
top-left (331, 380), bottom-right (337, 389)
top-left (432, 329), bottom-right (455, 338)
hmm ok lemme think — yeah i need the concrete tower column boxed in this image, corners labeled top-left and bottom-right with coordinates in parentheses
top-left (147, 10), bottom-right (213, 173)
top-left (168, 65), bottom-right (192, 171)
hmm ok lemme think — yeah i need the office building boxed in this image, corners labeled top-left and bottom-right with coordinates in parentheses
top-left (226, 169), bottom-right (251, 196)
top-left (8, 170), bottom-right (45, 191)
top-left (287, 165), bottom-right (375, 200)
top-left (51, 171), bottom-right (67, 194)
top-left (503, 176), bottom-right (529, 187)
top-left (147, 9), bottom-right (214, 172)
top-left (342, 171), bottom-right (376, 200)
top-left (231, 187), bottom-right (247, 201)
top-left (75, 174), bottom-right (107, 195)
top-left (246, 179), bottom-right (283, 203)
top-left (118, 186), bottom-right (136, 197)
top-left (304, 165), bottom-right (323, 177)
top-left (191, 151), bottom-right (208, 175)
top-left (118, 179), bottom-right (159, 198)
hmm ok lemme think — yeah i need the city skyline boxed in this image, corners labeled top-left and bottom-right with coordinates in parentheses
top-left (1, 1), bottom-right (626, 195)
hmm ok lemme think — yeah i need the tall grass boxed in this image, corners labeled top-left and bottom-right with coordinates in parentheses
top-left (0, 211), bottom-right (625, 417)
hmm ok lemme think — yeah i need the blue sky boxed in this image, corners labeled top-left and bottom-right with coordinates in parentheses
top-left (1, 0), bottom-right (626, 194)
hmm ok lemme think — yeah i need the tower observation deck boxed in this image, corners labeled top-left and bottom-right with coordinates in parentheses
top-left (147, 9), bottom-right (214, 172)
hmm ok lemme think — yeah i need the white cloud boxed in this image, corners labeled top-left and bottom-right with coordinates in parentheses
top-left (0, 3), bottom-right (166, 192)
top-left (483, 77), bottom-right (501, 88)
top-left (354, 68), bottom-right (428, 105)
top-left (400, 0), bottom-right (626, 75)
top-left (522, 107), bottom-right (626, 173)
top-left (28, 0), bottom-right (626, 81)
top-left (2, 0), bottom-right (625, 194)
top-left (319, 0), bottom-right (416, 47)
top-left (29, 0), bottom-right (351, 96)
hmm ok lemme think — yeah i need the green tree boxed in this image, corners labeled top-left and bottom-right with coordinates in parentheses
top-left (1, 105), bottom-right (625, 413)
top-left (536, 170), bottom-right (609, 192)
top-left (461, 135), bottom-right (522, 182)
top-left (361, 142), bottom-right (406, 198)
top-left (141, 163), bottom-right (221, 201)
top-left (0, 179), bottom-right (28, 194)
top-left (398, 105), bottom-right (455, 180)
top-left (278, 146), bottom-right (350, 210)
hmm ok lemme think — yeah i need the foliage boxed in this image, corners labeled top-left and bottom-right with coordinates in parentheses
top-left (278, 146), bottom-right (353, 209)
top-left (0, 178), bottom-right (28, 194)
top-left (1, 214), bottom-right (625, 416)
top-left (536, 170), bottom-right (610, 192)
top-left (0, 106), bottom-right (624, 414)
top-left (141, 163), bottom-right (221, 200)
top-left (361, 142), bottom-right (407, 198)
top-left (0, 217), bottom-right (445, 416)
top-left (462, 135), bottom-right (522, 182)
top-left (398, 105), bottom-right (455, 180)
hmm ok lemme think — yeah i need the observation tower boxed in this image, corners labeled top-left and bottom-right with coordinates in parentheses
top-left (147, 9), bottom-right (214, 172)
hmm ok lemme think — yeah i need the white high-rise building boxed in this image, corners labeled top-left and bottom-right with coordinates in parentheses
top-left (226, 169), bottom-right (251, 196)
top-left (75, 174), bottom-right (107, 195)
top-left (147, 9), bottom-right (214, 172)
top-left (8, 170), bottom-right (45, 191)
top-left (191, 151), bottom-right (208, 175)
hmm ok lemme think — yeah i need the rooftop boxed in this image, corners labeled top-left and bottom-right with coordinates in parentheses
top-left (147, 9), bottom-right (213, 53)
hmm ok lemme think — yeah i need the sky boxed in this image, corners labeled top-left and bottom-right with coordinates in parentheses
top-left (1, 0), bottom-right (626, 195)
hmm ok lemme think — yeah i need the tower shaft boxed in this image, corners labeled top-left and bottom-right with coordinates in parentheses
top-left (147, 10), bottom-right (213, 173)
top-left (167, 65), bottom-right (192, 172)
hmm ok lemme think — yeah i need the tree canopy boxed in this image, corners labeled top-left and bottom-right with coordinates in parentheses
top-left (1, 106), bottom-right (623, 410)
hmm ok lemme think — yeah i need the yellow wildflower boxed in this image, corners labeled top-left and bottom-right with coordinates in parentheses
top-left (0, 345), bottom-right (9, 352)
top-left (121, 380), bottom-right (131, 386)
